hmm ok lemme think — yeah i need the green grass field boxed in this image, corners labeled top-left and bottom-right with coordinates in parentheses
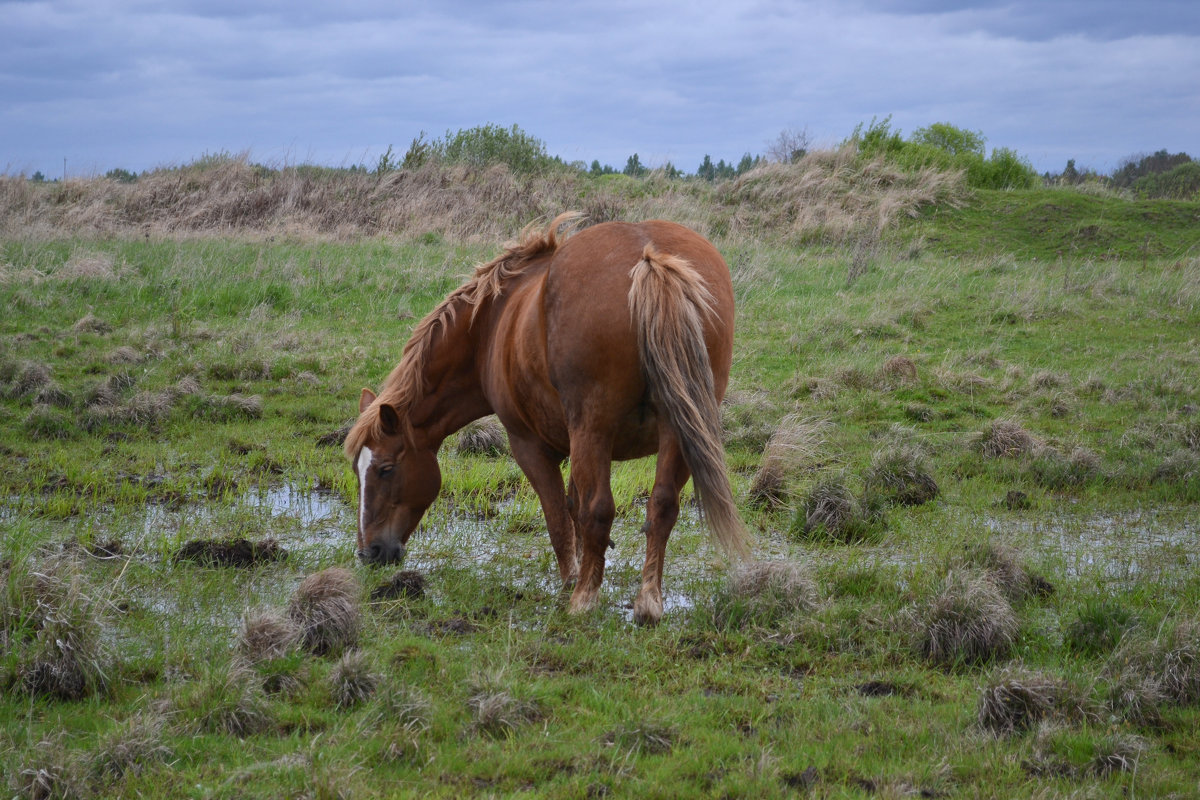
top-left (2, 174), bottom-right (1200, 798)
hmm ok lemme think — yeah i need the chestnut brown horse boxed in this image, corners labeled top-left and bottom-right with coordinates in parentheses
top-left (345, 212), bottom-right (748, 624)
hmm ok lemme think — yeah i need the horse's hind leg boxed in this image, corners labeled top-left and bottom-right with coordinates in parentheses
top-left (633, 437), bottom-right (690, 626)
top-left (565, 433), bottom-right (615, 615)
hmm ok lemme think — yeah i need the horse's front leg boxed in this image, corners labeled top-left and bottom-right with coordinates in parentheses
top-left (508, 436), bottom-right (578, 587)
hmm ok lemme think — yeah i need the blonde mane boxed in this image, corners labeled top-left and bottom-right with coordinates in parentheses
top-left (344, 212), bottom-right (582, 458)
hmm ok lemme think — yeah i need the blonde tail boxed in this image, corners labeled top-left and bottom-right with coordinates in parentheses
top-left (628, 246), bottom-right (750, 559)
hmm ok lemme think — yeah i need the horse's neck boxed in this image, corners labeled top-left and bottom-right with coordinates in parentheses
top-left (408, 297), bottom-right (491, 447)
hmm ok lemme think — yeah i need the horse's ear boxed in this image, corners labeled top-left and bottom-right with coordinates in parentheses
top-left (378, 403), bottom-right (402, 437)
top-left (359, 388), bottom-right (376, 413)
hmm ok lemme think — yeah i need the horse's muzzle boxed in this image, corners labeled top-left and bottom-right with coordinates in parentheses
top-left (359, 540), bottom-right (406, 565)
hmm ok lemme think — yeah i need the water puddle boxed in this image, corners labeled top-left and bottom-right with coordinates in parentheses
top-left (982, 507), bottom-right (1200, 585)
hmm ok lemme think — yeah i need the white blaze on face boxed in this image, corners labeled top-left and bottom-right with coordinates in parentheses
top-left (356, 446), bottom-right (373, 541)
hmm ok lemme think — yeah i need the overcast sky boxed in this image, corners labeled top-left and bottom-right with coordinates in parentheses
top-left (2, 0), bottom-right (1198, 178)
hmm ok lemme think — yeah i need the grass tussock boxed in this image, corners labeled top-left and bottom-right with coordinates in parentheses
top-left (792, 474), bottom-right (885, 543)
top-left (3, 553), bottom-right (110, 700)
top-left (911, 571), bottom-right (1018, 668)
top-left (10, 737), bottom-right (86, 800)
top-left (173, 665), bottom-right (274, 736)
top-left (92, 712), bottom-right (172, 780)
top-left (977, 667), bottom-right (1088, 735)
top-left (603, 720), bottom-right (676, 756)
top-left (978, 419), bottom-right (1037, 458)
top-left (1063, 597), bottom-right (1137, 657)
top-left (329, 649), bottom-right (377, 709)
top-left (468, 688), bottom-right (541, 738)
top-left (455, 416), bottom-right (509, 456)
top-left (287, 567), bottom-right (361, 657)
top-left (748, 414), bottom-right (828, 507)
top-left (862, 440), bottom-right (939, 507)
top-left (235, 608), bottom-right (301, 665)
top-left (950, 542), bottom-right (1052, 604)
top-left (715, 561), bottom-right (819, 629)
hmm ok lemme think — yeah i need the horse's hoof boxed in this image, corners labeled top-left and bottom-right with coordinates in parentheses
top-left (632, 594), bottom-right (663, 626)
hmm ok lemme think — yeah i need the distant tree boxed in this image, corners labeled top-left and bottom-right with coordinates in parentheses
top-left (735, 153), bottom-right (763, 175)
top-left (589, 159), bottom-right (616, 176)
top-left (714, 159), bottom-right (735, 180)
top-left (1111, 149), bottom-right (1192, 189)
top-left (401, 133), bottom-right (432, 169)
top-left (766, 127), bottom-right (811, 163)
top-left (30, 171), bottom-right (46, 183)
top-left (910, 123), bottom-right (985, 157)
top-left (697, 154), bottom-right (716, 181)
top-left (1130, 161), bottom-right (1200, 199)
top-left (623, 153), bottom-right (646, 177)
top-left (104, 167), bottom-right (138, 183)
top-left (376, 144), bottom-right (398, 175)
top-left (1062, 159), bottom-right (1081, 185)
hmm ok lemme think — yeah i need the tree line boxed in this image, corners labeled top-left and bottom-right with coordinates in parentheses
top-left (25, 122), bottom-right (1198, 199)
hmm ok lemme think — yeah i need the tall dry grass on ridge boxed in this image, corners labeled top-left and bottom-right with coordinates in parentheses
top-left (1, 147), bottom-right (967, 243)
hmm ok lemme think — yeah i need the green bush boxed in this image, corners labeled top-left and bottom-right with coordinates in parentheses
top-left (428, 124), bottom-right (563, 174)
top-left (851, 117), bottom-right (1038, 190)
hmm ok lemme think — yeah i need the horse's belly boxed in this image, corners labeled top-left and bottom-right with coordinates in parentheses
top-left (611, 408), bottom-right (660, 461)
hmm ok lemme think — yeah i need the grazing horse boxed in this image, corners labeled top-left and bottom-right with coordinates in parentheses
top-left (345, 213), bottom-right (748, 624)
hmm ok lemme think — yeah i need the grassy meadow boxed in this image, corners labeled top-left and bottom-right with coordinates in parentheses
top-left (2, 155), bottom-right (1200, 798)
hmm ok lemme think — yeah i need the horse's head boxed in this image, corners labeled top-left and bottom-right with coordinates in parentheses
top-left (349, 388), bottom-right (441, 565)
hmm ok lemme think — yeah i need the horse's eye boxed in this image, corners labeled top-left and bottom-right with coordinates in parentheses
top-left (378, 465), bottom-right (395, 477)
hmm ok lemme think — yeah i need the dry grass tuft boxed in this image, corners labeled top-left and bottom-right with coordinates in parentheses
top-left (174, 665), bottom-right (274, 736)
top-left (378, 683), bottom-right (433, 734)
top-left (92, 712), bottom-right (172, 779)
top-left (4, 553), bottom-right (110, 700)
top-left (72, 312), bottom-right (112, 334)
top-left (862, 440), bottom-right (938, 506)
top-left (717, 560), bottom-right (819, 629)
top-left (4, 360), bottom-right (53, 398)
top-left (10, 737), bottom-right (85, 800)
top-left (880, 355), bottom-right (919, 384)
top-left (978, 419), bottom-right (1037, 458)
top-left (288, 567), bottom-right (361, 656)
top-left (1159, 619), bottom-right (1200, 704)
top-left (748, 414), bottom-right (828, 507)
top-left (721, 389), bottom-right (779, 450)
top-left (951, 542), bottom-right (1051, 604)
top-left (60, 251), bottom-right (116, 280)
top-left (912, 571), bottom-right (1018, 667)
top-left (1089, 734), bottom-right (1148, 777)
top-left (468, 689), bottom-right (540, 737)
top-left (329, 649), bottom-right (378, 709)
top-left (795, 475), bottom-right (884, 543)
top-left (105, 346), bottom-right (142, 365)
top-left (976, 667), bottom-right (1089, 735)
top-left (455, 416), bottom-right (509, 456)
top-left (235, 608), bottom-right (300, 665)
